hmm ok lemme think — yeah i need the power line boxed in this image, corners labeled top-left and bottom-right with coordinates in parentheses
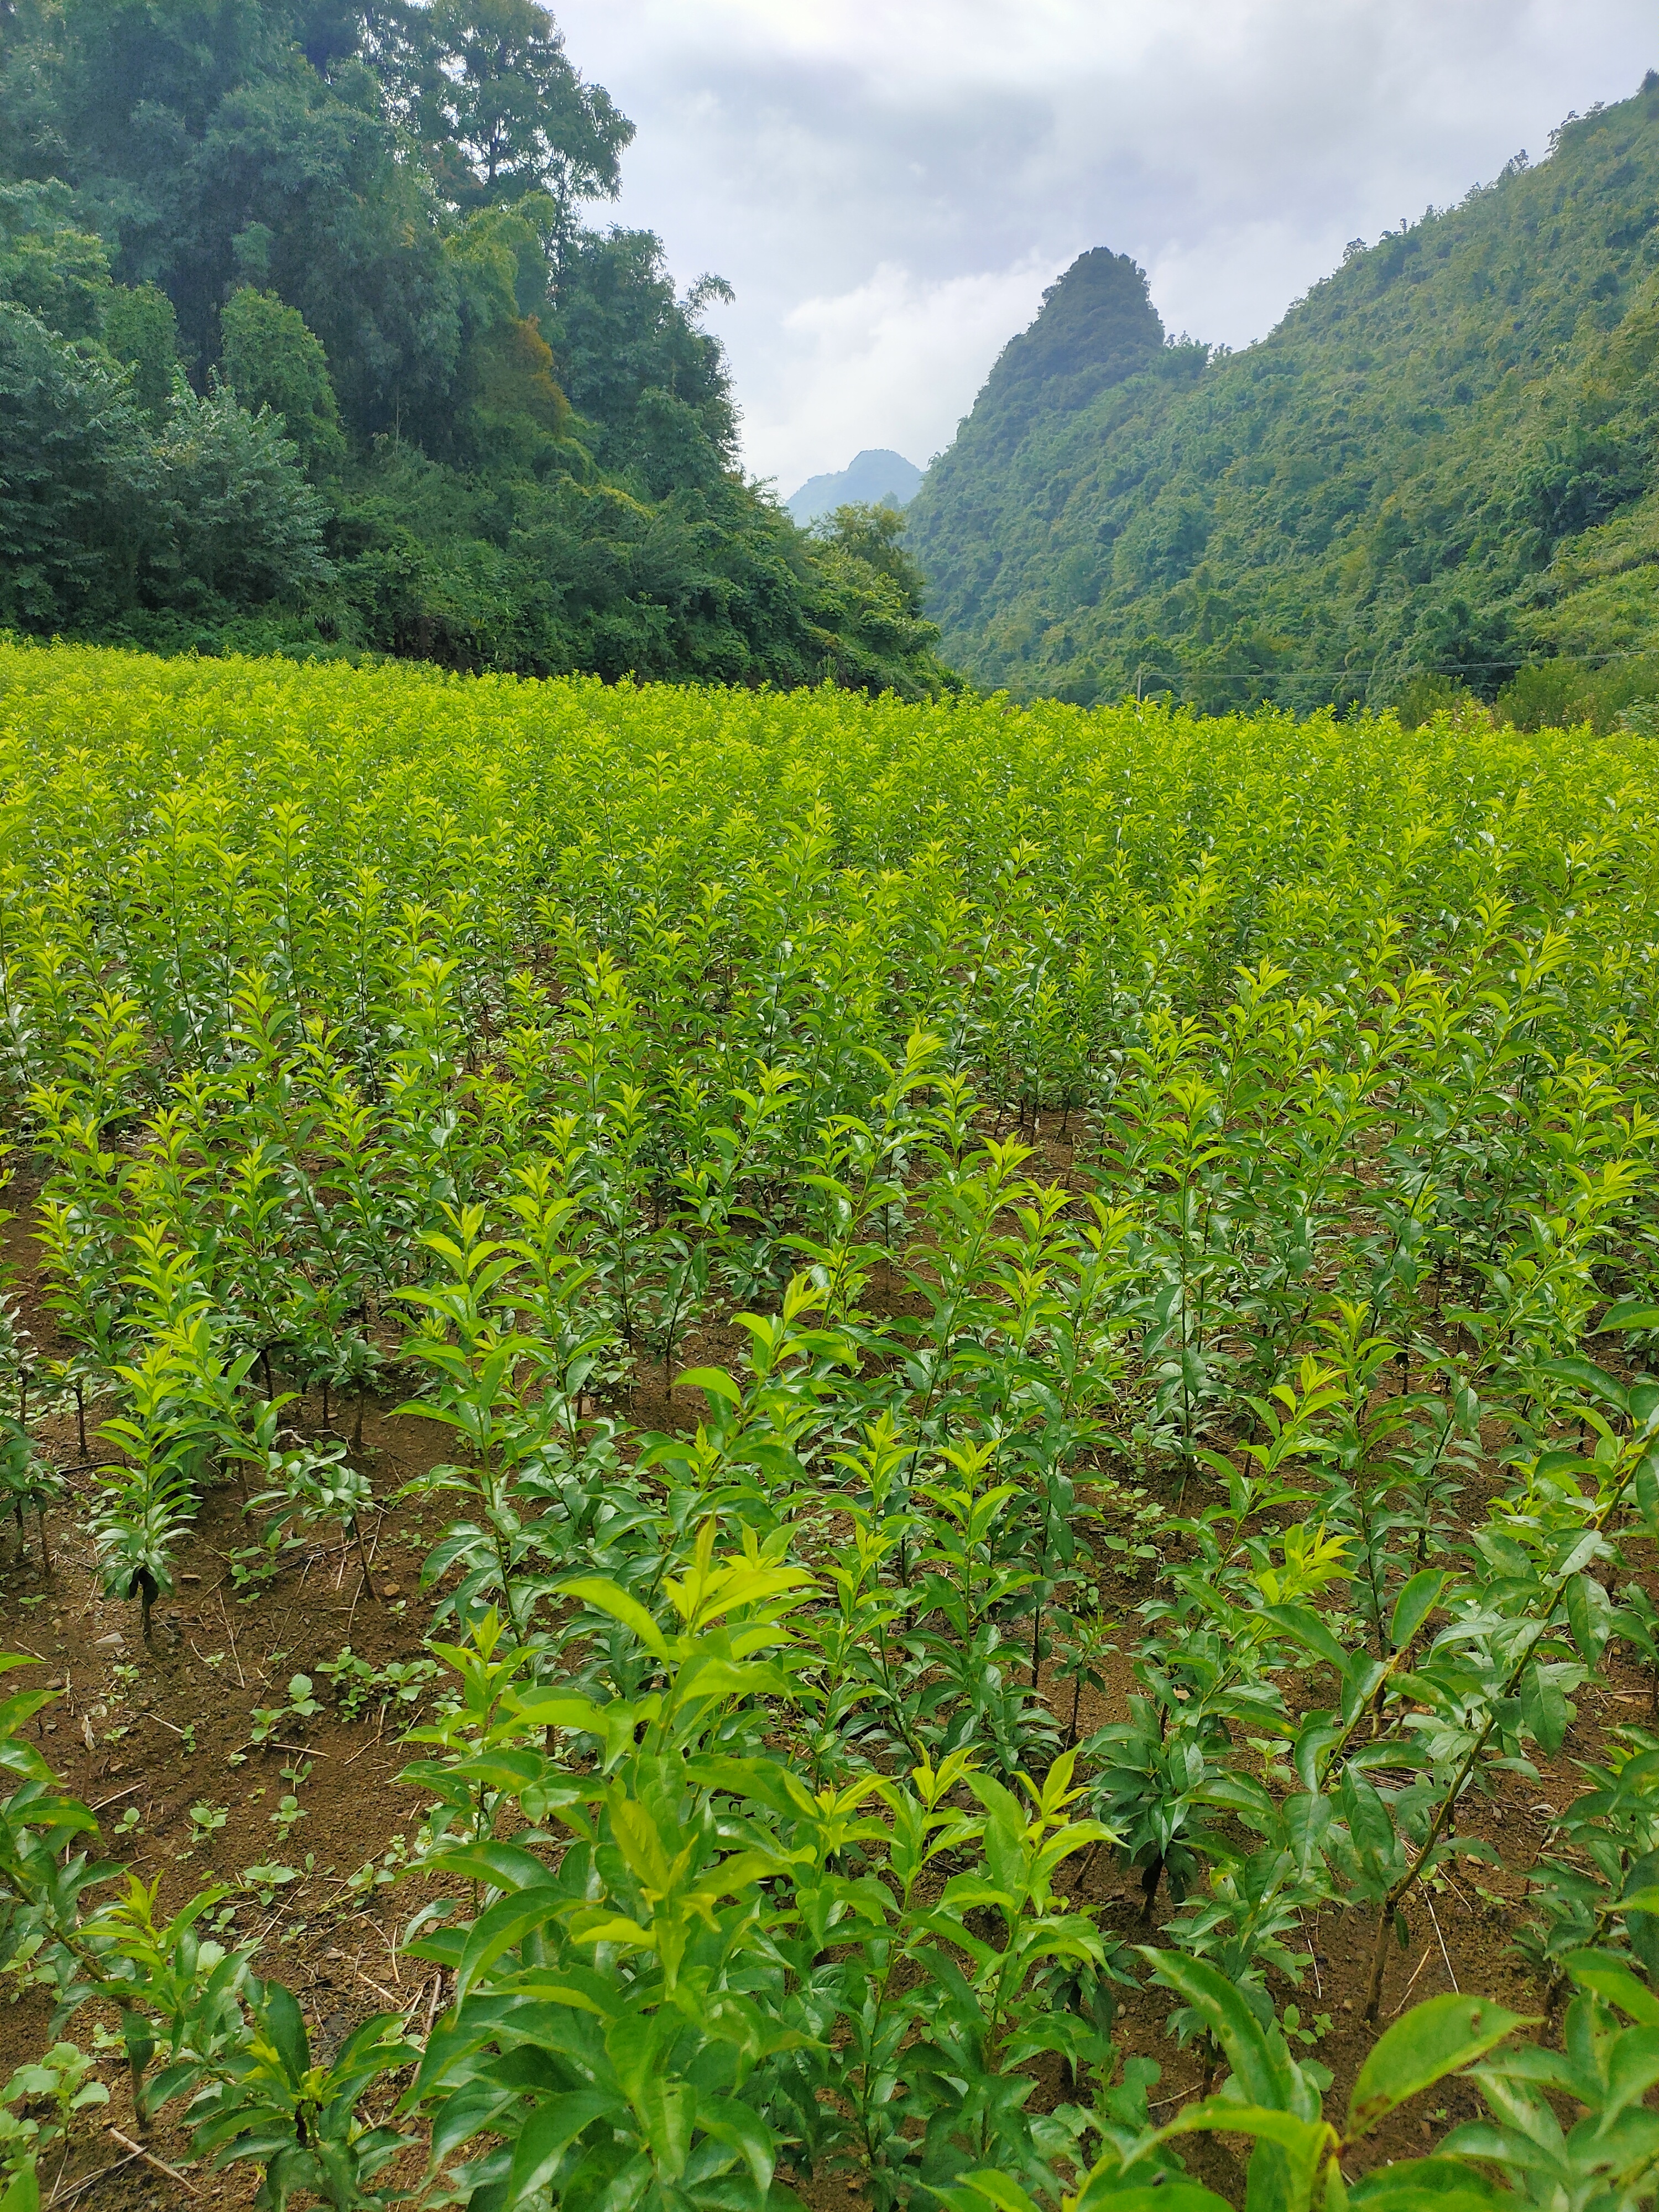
top-left (1128, 644), bottom-right (1659, 687)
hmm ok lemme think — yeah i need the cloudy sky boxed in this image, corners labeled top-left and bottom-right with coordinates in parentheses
top-left (552, 1), bottom-right (1655, 499)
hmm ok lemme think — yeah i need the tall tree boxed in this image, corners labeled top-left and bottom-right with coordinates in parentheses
top-left (0, 0), bottom-right (955, 697)
top-left (410, 0), bottom-right (632, 217)
top-left (218, 286), bottom-right (345, 471)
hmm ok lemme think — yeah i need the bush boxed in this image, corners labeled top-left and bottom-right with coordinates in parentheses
top-left (155, 386), bottom-right (334, 611)
top-left (1497, 655), bottom-right (1659, 732)
top-left (1396, 671), bottom-right (1466, 728)
top-left (218, 289), bottom-right (345, 473)
top-left (104, 285), bottom-right (181, 423)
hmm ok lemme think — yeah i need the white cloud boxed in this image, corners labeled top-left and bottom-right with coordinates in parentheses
top-left (746, 257), bottom-right (1058, 492)
top-left (552, 0), bottom-right (1656, 491)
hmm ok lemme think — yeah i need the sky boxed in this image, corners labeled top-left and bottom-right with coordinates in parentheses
top-left (551, 1), bottom-right (1656, 499)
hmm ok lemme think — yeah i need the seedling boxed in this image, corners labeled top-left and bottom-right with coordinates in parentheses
top-left (252, 1441), bottom-right (380, 1603)
top-left (268, 1796), bottom-right (306, 1844)
top-left (247, 1675), bottom-right (321, 1746)
top-left (316, 1646), bottom-right (438, 1722)
top-left (0, 2043), bottom-right (108, 2177)
top-left (241, 1863), bottom-right (301, 1907)
top-left (186, 1802), bottom-right (228, 1848)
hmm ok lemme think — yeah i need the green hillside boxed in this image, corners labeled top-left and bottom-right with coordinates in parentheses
top-left (906, 75), bottom-right (1659, 719)
top-left (0, 0), bottom-right (950, 696)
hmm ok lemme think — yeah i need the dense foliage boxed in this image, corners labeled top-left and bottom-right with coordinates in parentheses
top-left (0, 0), bottom-right (951, 695)
top-left (907, 76), bottom-right (1659, 721)
top-left (4, 649), bottom-right (1659, 2205)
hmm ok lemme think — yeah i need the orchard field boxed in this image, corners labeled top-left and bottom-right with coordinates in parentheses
top-left (3, 641), bottom-right (1659, 2212)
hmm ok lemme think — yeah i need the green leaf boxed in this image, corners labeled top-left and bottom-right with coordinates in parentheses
top-left (1142, 1950), bottom-right (1294, 2109)
top-left (504, 2093), bottom-right (618, 2205)
top-left (631, 2077), bottom-right (694, 2178)
top-left (1264, 1604), bottom-right (1359, 1678)
top-left (1563, 1952), bottom-right (1659, 2025)
top-left (1595, 2025), bottom-right (1659, 2128)
top-left (604, 2010), bottom-right (675, 2105)
top-left (695, 2091), bottom-right (775, 2195)
top-left (1565, 1573), bottom-right (1611, 1666)
top-left (1520, 1668), bottom-right (1569, 1755)
top-left (1348, 2156), bottom-right (1510, 2211)
top-left (676, 1366), bottom-right (742, 1406)
top-left (1436, 2120), bottom-right (1569, 2179)
top-left (1638, 1456), bottom-right (1659, 1538)
top-left (259, 1981), bottom-right (310, 2082)
top-left (556, 1576), bottom-right (671, 1662)
top-left (932, 2177), bottom-right (1045, 2212)
top-left (674, 1652), bottom-right (795, 1705)
top-left (1346, 1995), bottom-right (1533, 2140)
top-left (1152, 2096), bottom-right (1336, 2209)
top-left (0, 2167), bottom-right (39, 2212)
top-left (1541, 1355), bottom-right (1627, 1410)
top-left (486, 1974), bottom-right (615, 2015)
top-left (1160, 2103), bottom-right (1331, 2158)
top-left (1390, 1571), bottom-right (1447, 1652)
top-left (452, 1884), bottom-right (568, 2001)
top-left (508, 1690), bottom-right (605, 1734)
top-left (425, 1841), bottom-right (556, 1893)
top-left (1071, 2187), bottom-right (1234, 2212)
top-left (1600, 1302), bottom-right (1659, 1332)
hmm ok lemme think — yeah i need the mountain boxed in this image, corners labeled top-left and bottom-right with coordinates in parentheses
top-left (787, 448), bottom-right (924, 525)
top-left (0, 0), bottom-right (953, 698)
top-left (905, 76), bottom-right (1659, 723)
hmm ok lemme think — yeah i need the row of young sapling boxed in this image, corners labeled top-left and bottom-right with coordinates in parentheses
top-left (2, 1049), bottom-right (1659, 2208)
top-left (2, 675), bottom-right (1659, 2205)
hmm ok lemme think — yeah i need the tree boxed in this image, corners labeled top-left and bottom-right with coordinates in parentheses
top-left (218, 286), bottom-right (344, 471)
top-left (154, 383), bottom-right (334, 608)
top-left (103, 283), bottom-right (179, 420)
top-left (803, 508), bottom-right (955, 701)
top-left (812, 502), bottom-right (928, 616)
top-left (184, 73), bottom-right (464, 442)
top-left (465, 312), bottom-right (569, 460)
top-left (0, 301), bottom-right (153, 629)
top-left (543, 228), bottom-right (735, 477)
top-left (0, 181), bottom-right (111, 341)
top-left (418, 0), bottom-right (633, 217)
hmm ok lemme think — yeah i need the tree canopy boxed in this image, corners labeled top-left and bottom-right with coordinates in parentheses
top-left (0, 0), bottom-right (955, 696)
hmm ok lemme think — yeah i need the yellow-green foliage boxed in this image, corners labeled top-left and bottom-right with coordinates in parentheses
top-left (11, 646), bottom-right (1659, 2208)
top-left (5, 639), bottom-right (1658, 1024)
top-left (4, 638), bottom-right (1658, 1252)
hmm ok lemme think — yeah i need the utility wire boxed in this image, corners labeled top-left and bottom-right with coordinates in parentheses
top-left (1128, 644), bottom-right (1659, 686)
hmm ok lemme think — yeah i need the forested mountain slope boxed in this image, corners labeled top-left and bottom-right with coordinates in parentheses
top-left (0, 0), bottom-right (950, 695)
top-left (905, 76), bottom-right (1659, 718)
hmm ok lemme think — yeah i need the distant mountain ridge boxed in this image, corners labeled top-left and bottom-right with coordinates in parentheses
top-left (905, 77), bottom-right (1659, 721)
top-left (787, 448), bottom-right (923, 525)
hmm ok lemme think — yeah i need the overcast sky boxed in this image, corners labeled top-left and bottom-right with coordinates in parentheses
top-left (551, 1), bottom-right (1656, 499)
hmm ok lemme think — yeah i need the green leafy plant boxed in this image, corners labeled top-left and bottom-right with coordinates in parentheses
top-left (187, 1982), bottom-right (414, 2212)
